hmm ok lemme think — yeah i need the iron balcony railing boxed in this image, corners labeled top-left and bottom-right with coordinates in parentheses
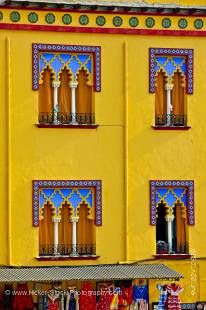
top-left (155, 114), bottom-right (187, 126)
top-left (38, 112), bottom-right (95, 125)
top-left (39, 244), bottom-right (96, 256)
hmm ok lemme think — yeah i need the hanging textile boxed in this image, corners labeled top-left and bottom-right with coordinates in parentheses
top-left (166, 283), bottom-right (183, 310)
top-left (65, 288), bottom-right (79, 310)
top-left (47, 290), bottom-right (59, 310)
top-left (133, 285), bottom-right (148, 303)
top-left (172, 72), bottom-right (185, 117)
top-left (79, 282), bottom-right (96, 310)
top-left (139, 299), bottom-right (148, 310)
top-left (155, 71), bottom-right (167, 123)
top-left (110, 288), bottom-right (127, 310)
top-left (110, 292), bottom-right (118, 309)
top-left (76, 69), bottom-right (92, 114)
top-left (38, 294), bottom-right (48, 310)
top-left (69, 291), bottom-right (76, 310)
top-left (58, 291), bottom-right (64, 310)
top-left (77, 203), bottom-right (95, 247)
top-left (58, 69), bottom-right (71, 114)
top-left (13, 284), bottom-right (33, 310)
top-left (121, 286), bottom-right (133, 309)
top-left (157, 284), bottom-right (167, 310)
top-left (96, 286), bottom-right (113, 310)
top-left (2, 284), bottom-right (14, 310)
top-left (39, 68), bottom-right (53, 115)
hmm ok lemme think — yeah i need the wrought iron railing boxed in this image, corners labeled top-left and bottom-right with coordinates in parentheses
top-left (155, 114), bottom-right (187, 126)
top-left (38, 112), bottom-right (95, 125)
top-left (39, 244), bottom-right (96, 256)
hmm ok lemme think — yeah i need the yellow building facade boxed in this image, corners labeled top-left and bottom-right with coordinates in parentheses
top-left (0, 0), bottom-right (206, 308)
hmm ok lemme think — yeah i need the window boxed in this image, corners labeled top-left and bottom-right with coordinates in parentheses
top-left (32, 44), bottom-right (101, 126)
top-left (150, 180), bottom-right (194, 255)
top-left (149, 48), bottom-right (193, 127)
top-left (33, 180), bottom-right (102, 257)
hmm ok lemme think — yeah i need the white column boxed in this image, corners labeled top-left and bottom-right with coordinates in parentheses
top-left (69, 81), bottom-right (78, 125)
top-left (165, 208), bottom-right (174, 254)
top-left (70, 216), bottom-right (79, 256)
top-left (165, 84), bottom-right (173, 126)
top-left (167, 219), bottom-right (173, 253)
top-left (52, 217), bottom-right (61, 256)
top-left (52, 81), bottom-right (60, 124)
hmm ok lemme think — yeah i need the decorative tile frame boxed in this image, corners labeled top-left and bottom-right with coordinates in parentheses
top-left (149, 48), bottom-right (194, 94)
top-left (150, 180), bottom-right (194, 225)
top-left (32, 180), bottom-right (102, 227)
top-left (32, 43), bottom-right (101, 91)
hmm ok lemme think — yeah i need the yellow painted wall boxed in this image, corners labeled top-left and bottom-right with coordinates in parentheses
top-left (127, 34), bottom-right (206, 260)
top-left (0, 28), bottom-right (8, 265)
top-left (1, 7), bottom-right (206, 304)
top-left (126, 34), bottom-right (206, 301)
top-left (0, 31), bottom-right (126, 266)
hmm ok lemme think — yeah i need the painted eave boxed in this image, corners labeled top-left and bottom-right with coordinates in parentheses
top-left (1, 0), bottom-right (206, 16)
top-left (1, 0), bottom-right (206, 9)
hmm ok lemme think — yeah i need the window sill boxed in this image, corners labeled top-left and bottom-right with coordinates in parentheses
top-left (36, 124), bottom-right (98, 129)
top-left (152, 126), bottom-right (191, 130)
top-left (36, 255), bottom-right (99, 261)
top-left (154, 254), bottom-right (191, 259)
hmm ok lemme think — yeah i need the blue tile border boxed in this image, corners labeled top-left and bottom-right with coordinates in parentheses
top-left (32, 43), bottom-right (101, 92)
top-left (149, 48), bottom-right (193, 94)
top-left (150, 180), bottom-right (194, 225)
top-left (32, 180), bottom-right (102, 226)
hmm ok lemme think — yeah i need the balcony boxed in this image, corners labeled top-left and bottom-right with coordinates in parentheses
top-left (38, 112), bottom-right (95, 126)
top-left (39, 244), bottom-right (96, 257)
top-left (155, 114), bottom-right (187, 127)
top-left (155, 240), bottom-right (190, 259)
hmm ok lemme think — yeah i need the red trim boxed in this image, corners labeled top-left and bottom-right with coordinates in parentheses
top-left (1, 23), bottom-right (206, 36)
top-left (152, 126), bottom-right (191, 130)
top-left (36, 255), bottom-right (100, 261)
top-left (154, 254), bottom-right (191, 259)
top-left (2, 5), bottom-right (206, 17)
top-left (36, 124), bottom-right (98, 129)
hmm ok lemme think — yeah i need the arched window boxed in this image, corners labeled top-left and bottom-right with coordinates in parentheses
top-left (156, 201), bottom-right (188, 254)
top-left (34, 180), bottom-right (102, 257)
top-left (149, 48), bottom-right (193, 128)
top-left (150, 180), bottom-right (194, 256)
top-left (155, 58), bottom-right (187, 127)
top-left (32, 44), bottom-right (101, 127)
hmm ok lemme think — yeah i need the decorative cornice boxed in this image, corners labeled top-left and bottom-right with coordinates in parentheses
top-left (3, 0), bottom-right (206, 12)
top-left (1, 8), bottom-right (206, 36)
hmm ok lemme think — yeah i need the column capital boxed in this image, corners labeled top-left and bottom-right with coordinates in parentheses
top-left (165, 83), bottom-right (173, 91)
top-left (165, 214), bottom-right (175, 222)
top-left (52, 81), bottom-right (60, 88)
top-left (52, 216), bottom-right (61, 223)
top-left (164, 206), bottom-right (175, 221)
top-left (69, 81), bottom-right (78, 88)
top-left (70, 216), bottom-right (79, 223)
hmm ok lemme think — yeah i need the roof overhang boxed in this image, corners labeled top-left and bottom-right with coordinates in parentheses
top-left (1, 0), bottom-right (206, 15)
top-left (0, 264), bottom-right (183, 282)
